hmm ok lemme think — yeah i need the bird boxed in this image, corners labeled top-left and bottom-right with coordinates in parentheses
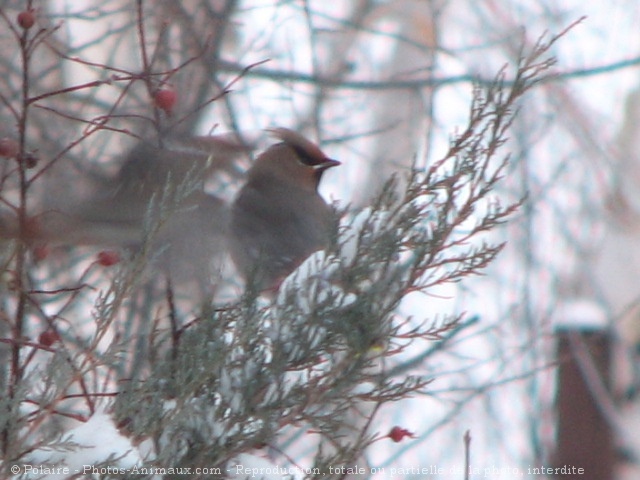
top-left (0, 134), bottom-right (250, 291)
top-left (0, 129), bottom-right (341, 295)
top-left (229, 128), bottom-right (340, 293)
top-left (35, 134), bottom-right (249, 248)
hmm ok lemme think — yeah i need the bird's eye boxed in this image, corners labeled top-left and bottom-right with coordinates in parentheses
top-left (292, 145), bottom-right (321, 166)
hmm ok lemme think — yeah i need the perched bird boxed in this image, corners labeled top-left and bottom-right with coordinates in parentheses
top-left (229, 128), bottom-right (340, 292)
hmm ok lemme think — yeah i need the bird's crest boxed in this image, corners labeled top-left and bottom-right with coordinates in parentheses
top-left (267, 127), bottom-right (327, 163)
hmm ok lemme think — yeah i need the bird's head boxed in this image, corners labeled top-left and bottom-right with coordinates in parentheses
top-left (247, 128), bottom-right (340, 190)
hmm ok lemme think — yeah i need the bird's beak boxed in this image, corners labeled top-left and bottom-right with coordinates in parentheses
top-left (313, 158), bottom-right (341, 172)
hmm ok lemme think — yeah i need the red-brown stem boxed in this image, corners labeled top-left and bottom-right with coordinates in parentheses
top-left (3, 0), bottom-right (34, 457)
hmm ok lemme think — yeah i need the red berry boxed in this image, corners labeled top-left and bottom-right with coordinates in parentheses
top-left (0, 138), bottom-right (19, 158)
top-left (97, 250), bottom-right (120, 267)
top-left (33, 244), bottom-right (50, 262)
top-left (17, 10), bottom-right (35, 29)
top-left (39, 330), bottom-right (60, 347)
top-left (153, 87), bottom-right (177, 115)
top-left (388, 426), bottom-right (415, 443)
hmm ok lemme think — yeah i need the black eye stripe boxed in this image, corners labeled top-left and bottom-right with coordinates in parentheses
top-left (292, 145), bottom-right (320, 166)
